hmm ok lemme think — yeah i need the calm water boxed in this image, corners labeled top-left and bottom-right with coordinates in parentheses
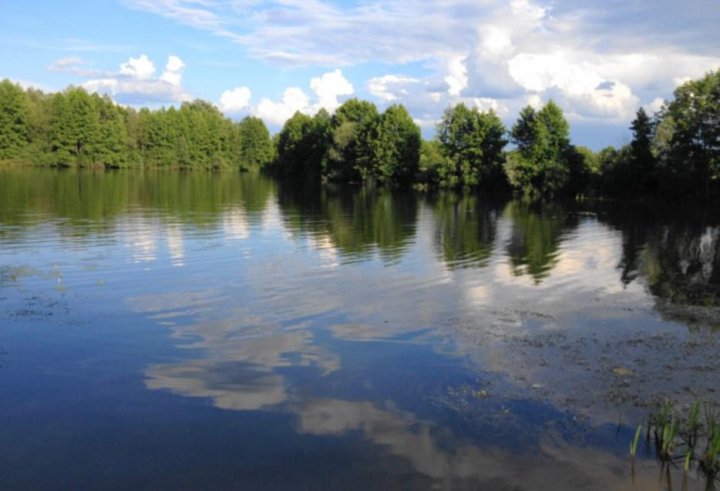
top-left (1, 169), bottom-right (719, 490)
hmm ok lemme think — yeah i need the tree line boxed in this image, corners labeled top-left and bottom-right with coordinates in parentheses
top-left (0, 82), bottom-right (274, 170)
top-left (1, 68), bottom-right (718, 199)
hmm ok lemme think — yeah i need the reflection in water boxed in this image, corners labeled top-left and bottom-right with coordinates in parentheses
top-left (505, 201), bottom-right (577, 284)
top-left (1, 169), bottom-right (719, 489)
top-left (596, 203), bottom-right (720, 325)
top-left (277, 183), bottom-right (418, 263)
top-left (429, 192), bottom-right (501, 269)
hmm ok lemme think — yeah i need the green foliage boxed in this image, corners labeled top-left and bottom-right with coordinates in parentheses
top-left (657, 70), bottom-right (720, 198)
top-left (0, 79), bottom-right (31, 160)
top-left (0, 82), bottom-right (260, 170)
top-left (327, 98), bottom-right (380, 181)
top-left (418, 140), bottom-right (450, 184)
top-left (275, 111), bottom-right (316, 178)
top-left (237, 116), bottom-right (273, 170)
top-left (436, 103), bottom-right (507, 188)
top-left (273, 100), bottom-right (421, 186)
top-left (368, 105), bottom-right (420, 183)
top-left (505, 101), bottom-right (573, 197)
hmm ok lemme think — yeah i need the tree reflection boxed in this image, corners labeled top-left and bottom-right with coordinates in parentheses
top-left (597, 202), bottom-right (720, 321)
top-left (0, 168), bottom-right (275, 238)
top-left (277, 182), bottom-right (418, 263)
top-left (428, 192), bottom-right (502, 269)
top-left (505, 201), bottom-right (577, 284)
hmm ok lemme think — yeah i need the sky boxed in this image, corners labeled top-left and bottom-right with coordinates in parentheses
top-left (1, 0), bottom-right (719, 150)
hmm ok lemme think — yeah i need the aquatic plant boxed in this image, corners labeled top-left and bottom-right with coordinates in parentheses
top-left (659, 417), bottom-right (678, 461)
top-left (630, 424), bottom-right (643, 458)
top-left (701, 405), bottom-right (720, 475)
top-left (634, 400), bottom-right (720, 484)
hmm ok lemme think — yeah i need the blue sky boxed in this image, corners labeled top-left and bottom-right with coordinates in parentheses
top-left (1, 0), bottom-right (718, 149)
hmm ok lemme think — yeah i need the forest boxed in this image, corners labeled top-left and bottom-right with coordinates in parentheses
top-left (0, 69), bottom-right (718, 199)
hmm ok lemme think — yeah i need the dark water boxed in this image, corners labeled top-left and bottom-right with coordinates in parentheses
top-left (1, 169), bottom-right (719, 490)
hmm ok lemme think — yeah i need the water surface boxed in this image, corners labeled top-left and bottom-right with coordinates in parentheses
top-left (1, 169), bottom-right (719, 490)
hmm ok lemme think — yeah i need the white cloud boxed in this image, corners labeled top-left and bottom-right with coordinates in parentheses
top-left (160, 55), bottom-right (185, 86)
top-left (255, 87), bottom-right (311, 126)
top-left (644, 97), bottom-right (665, 115)
top-left (219, 86), bottom-right (252, 114)
top-left (47, 56), bottom-right (107, 78)
top-left (120, 54), bottom-right (156, 80)
top-left (368, 75), bottom-right (421, 102)
top-left (445, 55), bottom-right (468, 98)
top-left (310, 69), bottom-right (354, 112)
top-left (83, 54), bottom-right (190, 105)
top-left (250, 69), bottom-right (355, 126)
top-left (507, 53), bottom-right (640, 120)
top-left (472, 97), bottom-right (509, 115)
top-left (122, 0), bottom-right (720, 135)
top-left (48, 56), bottom-right (83, 72)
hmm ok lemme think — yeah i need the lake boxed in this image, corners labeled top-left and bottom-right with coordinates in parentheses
top-left (1, 168), bottom-right (719, 490)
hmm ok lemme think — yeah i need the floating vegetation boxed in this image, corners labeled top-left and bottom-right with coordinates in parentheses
top-left (633, 400), bottom-right (720, 485)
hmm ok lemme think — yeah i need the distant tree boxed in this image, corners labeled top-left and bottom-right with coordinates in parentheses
top-left (49, 88), bottom-right (102, 166)
top-left (417, 140), bottom-right (450, 184)
top-left (369, 104), bottom-right (421, 183)
top-left (0, 79), bottom-right (31, 160)
top-left (658, 70), bottom-right (720, 198)
top-left (505, 101), bottom-right (572, 197)
top-left (94, 94), bottom-right (129, 167)
top-left (237, 116), bottom-right (273, 170)
top-left (327, 98), bottom-right (379, 181)
top-left (275, 111), bottom-right (315, 178)
top-left (628, 107), bottom-right (657, 193)
top-left (436, 103), bottom-right (507, 188)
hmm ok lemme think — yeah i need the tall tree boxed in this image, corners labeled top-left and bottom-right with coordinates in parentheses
top-left (505, 101), bottom-right (572, 197)
top-left (0, 79), bottom-right (31, 160)
top-left (369, 104), bottom-right (421, 183)
top-left (237, 116), bottom-right (273, 170)
top-left (629, 107), bottom-right (657, 193)
top-left (327, 99), bottom-right (379, 181)
top-left (437, 103), bottom-right (508, 188)
top-left (658, 69), bottom-right (720, 198)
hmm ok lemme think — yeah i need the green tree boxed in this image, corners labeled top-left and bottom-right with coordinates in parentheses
top-left (49, 88), bottom-right (102, 166)
top-left (658, 70), bottom-right (720, 198)
top-left (94, 94), bottom-right (129, 167)
top-left (0, 79), bottom-right (31, 161)
top-left (629, 107), bottom-right (657, 193)
top-left (369, 104), bottom-right (421, 183)
top-left (275, 111), bottom-right (315, 178)
top-left (505, 101), bottom-right (572, 197)
top-left (437, 103), bottom-right (507, 188)
top-left (327, 99), bottom-right (379, 181)
top-left (237, 116), bottom-right (273, 170)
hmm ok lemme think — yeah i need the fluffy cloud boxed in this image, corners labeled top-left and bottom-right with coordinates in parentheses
top-left (249, 69), bottom-right (354, 126)
top-left (82, 54), bottom-right (190, 105)
top-left (310, 69), bottom-right (354, 112)
top-left (368, 75), bottom-right (421, 102)
top-left (123, 0), bottom-right (720, 133)
top-left (120, 54), bottom-right (156, 80)
top-left (255, 87), bottom-right (311, 126)
top-left (160, 55), bottom-right (185, 86)
top-left (219, 86), bottom-right (252, 114)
